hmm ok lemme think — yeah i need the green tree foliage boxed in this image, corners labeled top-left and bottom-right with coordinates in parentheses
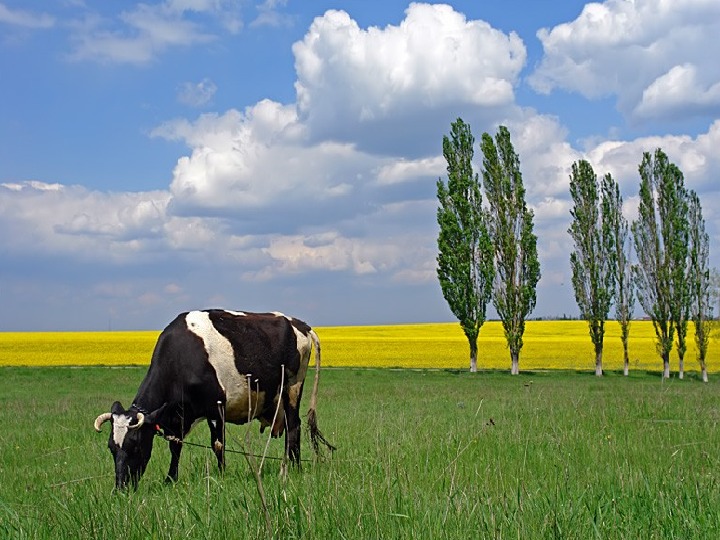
top-left (480, 126), bottom-right (540, 375)
top-left (631, 149), bottom-right (688, 378)
top-left (602, 173), bottom-right (635, 376)
top-left (568, 160), bottom-right (614, 376)
top-left (688, 191), bottom-right (711, 382)
top-left (436, 118), bottom-right (494, 372)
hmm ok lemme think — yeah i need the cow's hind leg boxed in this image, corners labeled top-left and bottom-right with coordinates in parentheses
top-left (282, 389), bottom-right (302, 466)
top-left (166, 439), bottom-right (182, 483)
top-left (207, 417), bottom-right (225, 472)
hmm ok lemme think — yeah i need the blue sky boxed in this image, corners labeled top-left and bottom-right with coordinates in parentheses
top-left (1, 0), bottom-right (719, 331)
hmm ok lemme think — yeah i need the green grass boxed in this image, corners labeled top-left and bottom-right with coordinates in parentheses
top-left (1, 367), bottom-right (720, 538)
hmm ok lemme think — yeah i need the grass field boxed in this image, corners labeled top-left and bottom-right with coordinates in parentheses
top-left (0, 320), bottom-right (716, 374)
top-left (1, 367), bottom-right (719, 538)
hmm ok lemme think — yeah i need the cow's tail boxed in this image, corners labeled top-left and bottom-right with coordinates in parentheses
top-left (307, 329), bottom-right (336, 454)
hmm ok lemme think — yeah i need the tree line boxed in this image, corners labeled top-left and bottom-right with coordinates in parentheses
top-left (436, 118), bottom-right (713, 380)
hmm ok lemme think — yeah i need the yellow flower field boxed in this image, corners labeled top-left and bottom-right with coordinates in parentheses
top-left (0, 331), bottom-right (159, 367)
top-left (319, 320), bottom-right (717, 372)
top-left (0, 320), bottom-right (716, 373)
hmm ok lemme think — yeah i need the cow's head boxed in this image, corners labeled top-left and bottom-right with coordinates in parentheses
top-left (94, 401), bottom-right (164, 490)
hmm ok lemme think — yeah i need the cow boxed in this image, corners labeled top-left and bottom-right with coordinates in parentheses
top-left (93, 309), bottom-right (334, 490)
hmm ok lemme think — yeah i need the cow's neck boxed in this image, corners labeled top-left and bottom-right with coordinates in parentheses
top-left (132, 368), bottom-right (168, 416)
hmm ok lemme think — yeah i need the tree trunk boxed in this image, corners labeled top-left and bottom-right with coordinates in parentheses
top-left (595, 349), bottom-right (603, 377)
top-left (662, 351), bottom-right (670, 379)
top-left (469, 337), bottom-right (477, 373)
top-left (678, 354), bottom-right (684, 380)
top-left (623, 342), bottom-right (629, 376)
top-left (702, 364), bottom-right (708, 383)
top-left (510, 350), bottom-right (519, 375)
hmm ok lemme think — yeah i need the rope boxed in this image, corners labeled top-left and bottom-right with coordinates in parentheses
top-left (153, 429), bottom-right (365, 463)
top-left (155, 429), bottom-right (313, 463)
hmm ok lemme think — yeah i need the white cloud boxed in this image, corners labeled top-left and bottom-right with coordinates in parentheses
top-left (177, 78), bottom-right (218, 107)
top-left (251, 0), bottom-right (293, 28)
top-left (153, 100), bottom-right (385, 225)
top-left (376, 156), bottom-right (445, 185)
top-left (529, 0), bottom-right (720, 121)
top-left (586, 119), bottom-right (720, 193)
top-left (0, 3), bottom-right (54, 29)
top-left (148, 5), bottom-right (534, 229)
top-left (5, 3), bottom-right (720, 330)
top-left (481, 117), bottom-right (720, 310)
top-left (67, 0), bottom-right (241, 64)
top-left (259, 226), bottom-right (438, 283)
top-left (293, 3), bottom-right (525, 148)
top-left (0, 182), bottom-right (171, 259)
top-left (504, 114), bottom-right (581, 200)
top-left (634, 63), bottom-right (720, 120)
top-left (138, 0), bottom-right (720, 306)
top-left (264, 233), bottom-right (377, 275)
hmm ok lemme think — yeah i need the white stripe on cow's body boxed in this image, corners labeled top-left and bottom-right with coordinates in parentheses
top-left (185, 311), bottom-right (265, 423)
top-left (112, 414), bottom-right (133, 447)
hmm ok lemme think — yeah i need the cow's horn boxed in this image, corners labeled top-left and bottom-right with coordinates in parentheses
top-left (130, 412), bottom-right (145, 429)
top-left (94, 412), bottom-right (113, 432)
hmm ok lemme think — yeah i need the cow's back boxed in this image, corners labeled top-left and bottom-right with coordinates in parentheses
top-left (187, 310), bottom-right (310, 423)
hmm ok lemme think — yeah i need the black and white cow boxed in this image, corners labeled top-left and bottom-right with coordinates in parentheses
top-left (94, 309), bottom-right (334, 490)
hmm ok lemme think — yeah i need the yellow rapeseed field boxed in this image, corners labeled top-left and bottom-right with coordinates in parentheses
top-left (0, 331), bottom-right (159, 367)
top-left (0, 321), bottom-right (716, 373)
top-left (319, 320), bottom-right (717, 372)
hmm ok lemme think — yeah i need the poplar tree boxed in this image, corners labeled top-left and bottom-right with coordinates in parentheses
top-left (436, 118), bottom-right (494, 373)
top-left (568, 160), bottom-right (614, 376)
top-left (602, 173), bottom-right (635, 376)
top-left (688, 191), bottom-right (711, 383)
top-left (480, 126), bottom-right (540, 375)
top-left (631, 149), bottom-right (688, 379)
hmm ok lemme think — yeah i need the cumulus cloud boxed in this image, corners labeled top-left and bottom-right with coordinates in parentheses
top-left (263, 233), bottom-right (378, 275)
top-left (5, 2), bottom-right (720, 330)
top-left (0, 182), bottom-right (171, 259)
top-left (586, 119), bottom-right (720, 195)
top-left (133, 4), bottom-right (537, 237)
top-left (485, 117), bottom-right (720, 305)
top-left (634, 63), bottom-right (720, 120)
top-left (144, 3), bottom-right (532, 236)
top-left (256, 225), bottom-right (438, 285)
top-left (141, 2), bottom-right (720, 307)
top-left (376, 156), bottom-right (445, 186)
top-left (503, 114), bottom-right (581, 200)
top-left (152, 99), bottom-right (406, 232)
top-left (529, 0), bottom-right (720, 122)
top-left (293, 3), bottom-right (525, 153)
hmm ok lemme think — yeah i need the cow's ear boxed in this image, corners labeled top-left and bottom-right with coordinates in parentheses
top-left (111, 401), bottom-right (125, 415)
top-left (145, 403), bottom-right (168, 424)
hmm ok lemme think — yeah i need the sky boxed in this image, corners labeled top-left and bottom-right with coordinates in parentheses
top-left (1, 0), bottom-right (720, 331)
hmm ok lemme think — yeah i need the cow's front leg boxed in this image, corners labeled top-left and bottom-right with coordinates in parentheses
top-left (207, 417), bottom-right (225, 472)
top-left (166, 439), bottom-right (182, 483)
